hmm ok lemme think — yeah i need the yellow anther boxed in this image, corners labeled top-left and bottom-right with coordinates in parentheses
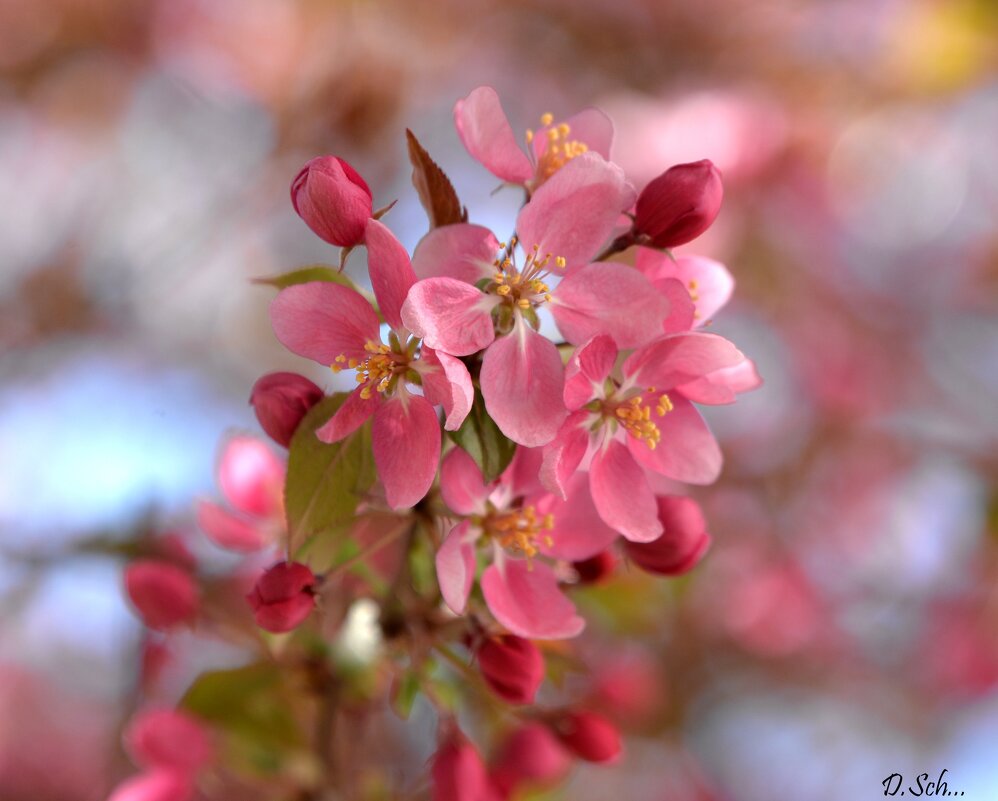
top-left (493, 272), bottom-right (506, 283)
top-left (555, 256), bottom-right (566, 268)
top-left (525, 130), bottom-right (534, 143)
top-left (497, 241), bottom-right (507, 249)
top-left (335, 355), bottom-right (347, 363)
top-left (348, 358), bottom-right (359, 368)
top-left (656, 393), bottom-right (674, 417)
top-left (497, 284), bottom-right (511, 296)
top-left (540, 112), bottom-right (554, 127)
top-left (517, 298), bottom-right (531, 309)
top-left (558, 123), bottom-right (570, 135)
top-left (615, 396), bottom-right (662, 449)
top-left (486, 504), bottom-right (555, 559)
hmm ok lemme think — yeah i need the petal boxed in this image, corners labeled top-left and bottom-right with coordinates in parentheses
top-left (589, 440), bottom-right (662, 542)
top-left (436, 520), bottom-right (479, 614)
top-left (401, 277), bottom-right (499, 356)
top-left (481, 558), bottom-right (585, 640)
top-left (627, 394), bottom-right (722, 485)
top-left (563, 335), bottom-right (617, 410)
top-left (551, 262), bottom-right (670, 348)
top-left (270, 282), bottom-right (380, 364)
top-left (623, 332), bottom-right (745, 390)
top-left (676, 358), bottom-right (762, 405)
top-left (440, 447), bottom-right (490, 516)
top-left (364, 218), bottom-right (416, 331)
top-left (516, 152), bottom-right (636, 270)
top-left (418, 347), bottom-right (474, 431)
top-left (535, 473), bottom-right (618, 562)
top-left (217, 436), bottom-right (284, 518)
top-left (107, 771), bottom-right (194, 801)
top-left (411, 223), bottom-right (500, 283)
top-left (532, 107), bottom-right (614, 162)
top-left (454, 86), bottom-right (534, 184)
top-left (480, 320), bottom-right (567, 447)
top-left (499, 445), bottom-right (545, 499)
top-left (653, 276), bottom-right (698, 334)
top-left (636, 249), bottom-right (734, 326)
top-left (196, 500), bottom-right (268, 552)
top-left (539, 410), bottom-right (591, 498)
top-left (372, 394), bottom-right (441, 509)
top-left (315, 387), bottom-right (379, 443)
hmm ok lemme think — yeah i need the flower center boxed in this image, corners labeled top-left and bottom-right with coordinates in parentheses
top-left (480, 504), bottom-right (554, 558)
top-left (598, 390), bottom-right (674, 451)
top-left (488, 236), bottom-right (565, 311)
top-left (526, 113), bottom-right (590, 181)
top-left (331, 338), bottom-right (415, 400)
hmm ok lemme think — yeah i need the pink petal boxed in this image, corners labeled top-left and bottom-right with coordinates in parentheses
top-left (539, 410), bottom-right (591, 498)
top-left (532, 107), bottom-right (614, 162)
top-left (217, 436), bottom-right (284, 518)
top-left (454, 86), bottom-right (534, 184)
top-left (480, 320), bottom-right (567, 447)
top-left (563, 335), bottom-right (617, 410)
top-left (636, 249), bottom-right (734, 326)
top-left (418, 347), bottom-right (474, 431)
top-left (676, 358), bottom-right (762, 404)
top-left (401, 277), bottom-right (499, 356)
top-left (315, 387), bottom-right (378, 443)
top-left (653, 277), bottom-right (698, 334)
top-left (499, 445), bottom-right (545, 499)
top-left (411, 223), bottom-right (500, 284)
top-left (481, 558), bottom-right (585, 640)
top-left (535, 473), bottom-right (619, 561)
top-left (196, 500), bottom-right (268, 552)
top-left (440, 447), bottom-right (490, 516)
top-left (364, 218), bottom-right (416, 331)
top-left (270, 282), bottom-right (380, 364)
top-left (107, 771), bottom-right (194, 801)
top-left (436, 520), bottom-right (479, 614)
top-left (589, 440), bottom-right (662, 542)
top-left (551, 262), bottom-right (669, 348)
top-left (623, 332), bottom-right (745, 390)
top-left (627, 394), bottom-right (722, 485)
top-left (516, 152), bottom-right (636, 270)
top-left (371, 394), bottom-right (441, 509)
top-left (125, 708), bottom-right (213, 773)
top-left (124, 561), bottom-right (199, 630)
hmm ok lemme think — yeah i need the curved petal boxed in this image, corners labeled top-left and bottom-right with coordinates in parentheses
top-left (480, 320), bottom-right (567, 447)
top-left (539, 410), bottom-right (591, 497)
top-left (417, 347), bottom-right (474, 431)
top-left (372, 394), bottom-right (441, 509)
top-left (551, 262), bottom-right (669, 348)
top-left (532, 107), bottom-right (614, 162)
top-left (535, 473), bottom-right (618, 561)
top-left (623, 332), bottom-right (744, 390)
top-left (454, 86), bottom-right (534, 184)
top-left (218, 436), bottom-right (284, 518)
top-left (364, 219), bottom-right (416, 331)
top-left (628, 394), bottom-right (722, 485)
top-left (481, 557), bottom-right (585, 640)
top-left (676, 358), bottom-right (762, 405)
top-left (564, 335), bottom-right (617, 410)
top-left (653, 276), bottom-right (697, 334)
top-left (270, 282), bottom-right (380, 364)
top-left (401, 277), bottom-right (499, 356)
top-left (589, 440), bottom-right (662, 542)
top-left (440, 447), bottom-right (491, 516)
top-left (636, 250), bottom-right (734, 326)
top-left (411, 223), bottom-right (500, 284)
top-left (500, 445), bottom-right (545, 499)
top-left (516, 152), bottom-right (636, 270)
top-left (315, 387), bottom-right (378, 443)
top-left (107, 771), bottom-right (194, 801)
top-left (435, 521), bottom-right (479, 614)
top-left (196, 500), bottom-right (268, 552)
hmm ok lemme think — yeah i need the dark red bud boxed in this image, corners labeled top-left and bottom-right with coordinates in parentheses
top-left (431, 731), bottom-right (489, 801)
top-left (125, 561), bottom-right (198, 630)
top-left (624, 496), bottom-right (711, 576)
top-left (490, 722), bottom-right (572, 795)
top-left (291, 156), bottom-right (373, 247)
top-left (249, 371), bottom-right (324, 447)
top-left (634, 159), bottom-right (723, 249)
top-left (552, 710), bottom-right (622, 763)
top-left (572, 551), bottom-right (616, 585)
top-left (246, 561), bottom-right (317, 633)
top-left (476, 634), bottom-right (545, 705)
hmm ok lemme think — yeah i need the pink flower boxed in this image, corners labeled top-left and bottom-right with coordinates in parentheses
top-left (490, 722), bottom-right (572, 796)
top-left (196, 435), bottom-right (285, 552)
top-left (124, 561), bottom-right (198, 631)
top-left (550, 710), bottom-right (622, 764)
top-left (124, 708), bottom-right (213, 775)
top-left (542, 332), bottom-right (754, 541)
top-left (633, 160), bottom-right (723, 249)
top-left (246, 561), bottom-right (317, 633)
top-left (249, 371), bottom-right (324, 447)
top-left (636, 248), bottom-right (736, 331)
top-left (291, 156), bottom-right (373, 247)
top-left (431, 730), bottom-right (490, 801)
top-left (475, 634), bottom-right (545, 705)
top-left (270, 219), bottom-right (473, 509)
top-left (624, 495), bottom-right (711, 576)
top-left (402, 153), bottom-right (667, 447)
top-left (454, 86), bottom-right (614, 191)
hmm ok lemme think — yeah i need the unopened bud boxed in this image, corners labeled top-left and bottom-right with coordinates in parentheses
top-left (476, 634), bottom-right (545, 705)
top-left (634, 160), bottom-right (723, 249)
top-left (291, 156), bottom-right (373, 247)
top-left (125, 561), bottom-right (198, 631)
top-left (551, 710), bottom-right (622, 763)
top-left (246, 561), bottom-right (317, 633)
top-left (249, 371), bottom-right (324, 447)
top-left (624, 496), bottom-right (711, 576)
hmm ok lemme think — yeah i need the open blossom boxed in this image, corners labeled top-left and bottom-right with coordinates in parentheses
top-left (542, 332), bottom-right (757, 541)
top-left (291, 156), bottom-right (373, 247)
top-left (403, 153), bottom-right (672, 447)
top-left (196, 435), bottom-right (286, 552)
top-left (271, 219), bottom-right (473, 509)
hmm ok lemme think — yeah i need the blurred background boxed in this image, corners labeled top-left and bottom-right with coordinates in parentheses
top-left (1, 0), bottom-right (996, 799)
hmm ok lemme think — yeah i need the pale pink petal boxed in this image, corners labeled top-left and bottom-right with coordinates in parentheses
top-left (315, 387), bottom-right (379, 443)
top-left (539, 410), bottom-right (591, 497)
top-left (623, 332), bottom-right (744, 390)
top-left (270, 282), bottom-right (380, 364)
top-left (440, 447), bottom-right (490, 516)
top-left (532, 107), bottom-right (614, 162)
top-left (535, 473), bottom-right (618, 561)
top-left (481, 557), bottom-right (585, 639)
top-left (676, 357), bottom-right (763, 405)
top-left (589, 440), bottom-right (662, 542)
top-left (454, 86), bottom-right (534, 184)
top-left (418, 347), bottom-right (474, 431)
top-left (107, 771), bottom-right (194, 801)
top-left (551, 262), bottom-right (669, 348)
top-left (196, 500), bottom-right (268, 552)
top-left (436, 520), bottom-right (479, 614)
top-left (500, 446), bottom-right (545, 499)
top-left (563, 334), bottom-right (617, 410)
top-left (636, 250), bottom-right (734, 326)
top-left (411, 223), bottom-right (500, 283)
top-left (217, 436), bottom-right (284, 518)
top-left (364, 219), bottom-right (416, 331)
top-left (516, 152), bottom-right (636, 270)
top-left (650, 276), bottom-right (697, 334)
top-left (627, 394), bottom-right (722, 484)
top-left (371, 394), bottom-right (441, 509)
top-left (401, 277), bottom-right (499, 356)
top-left (480, 320), bottom-right (567, 447)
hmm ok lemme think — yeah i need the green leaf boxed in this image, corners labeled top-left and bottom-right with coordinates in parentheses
top-left (285, 394), bottom-right (376, 555)
top-left (390, 670), bottom-right (421, 720)
top-left (447, 392), bottom-right (516, 483)
top-left (406, 129), bottom-right (468, 229)
top-left (253, 264), bottom-right (359, 291)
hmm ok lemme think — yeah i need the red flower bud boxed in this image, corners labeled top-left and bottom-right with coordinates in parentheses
top-left (552, 711), bottom-right (622, 763)
top-left (624, 496), bottom-right (711, 576)
top-left (291, 156), bottom-right (373, 247)
top-left (246, 561), bottom-right (317, 633)
top-left (249, 371), bottom-right (324, 447)
top-left (490, 722), bottom-right (572, 795)
top-left (125, 708), bottom-right (213, 774)
top-left (476, 634), bottom-right (545, 705)
top-left (634, 159), bottom-right (723, 249)
top-left (125, 561), bottom-right (198, 630)
top-left (572, 551), bottom-right (616, 585)
top-left (431, 732), bottom-right (489, 801)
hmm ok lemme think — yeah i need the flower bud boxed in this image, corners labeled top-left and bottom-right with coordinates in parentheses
top-left (125, 708), bottom-right (213, 774)
top-left (634, 159), bottom-right (723, 249)
top-left (624, 496), bottom-right (711, 576)
top-left (247, 561), bottom-right (317, 633)
top-left (490, 722), bottom-right (571, 795)
top-left (125, 561), bottom-right (198, 631)
top-left (476, 634), bottom-right (545, 705)
top-left (572, 551), bottom-right (616, 585)
top-left (249, 371), bottom-right (324, 447)
top-left (551, 710), bottom-right (622, 763)
top-left (431, 731), bottom-right (488, 801)
top-left (291, 156), bottom-right (373, 246)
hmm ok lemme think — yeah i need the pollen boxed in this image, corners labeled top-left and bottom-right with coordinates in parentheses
top-left (331, 340), bottom-right (397, 400)
top-left (485, 505), bottom-right (555, 559)
top-left (525, 113), bottom-right (590, 182)
top-left (615, 396), bottom-right (665, 450)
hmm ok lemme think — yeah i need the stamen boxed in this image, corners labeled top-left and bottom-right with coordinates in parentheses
top-left (615, 396), bottom-right (665, 450)
top-left (486, 505), bottom-right (555, 559)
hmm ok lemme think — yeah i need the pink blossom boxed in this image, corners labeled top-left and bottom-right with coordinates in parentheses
top-left (124, 561), bottom-right (198, 631)
top-left (124, 708), bottom-right (213, 775)
top-left (633, 160), bottom-right (723, 249)
top-left (249, 371), bottom-right (324, 447)
top-left (475, 634), bottom-right (545, 705)
top-left (246, 561), bottom-right (317, 633)
top-left (636, 248), bottom-right (735, 330)
top-left (270, 219), bottom-right (473, 509)
top-left (291, 156), bottom-right (373, 247)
